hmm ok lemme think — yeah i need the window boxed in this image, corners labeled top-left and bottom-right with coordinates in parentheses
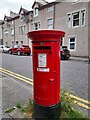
top-left (0, 39), bottom-right (3, 45)
top-left (72, 12), bottom-right (80, 27)
top-left (20, 41), bottom-right (23, 45)
top-left (68, 14), bottom-right (71, 28)
top-left (61, 37), bottom-right (64, 46)
top-left (14, 45), bottom-right (18, 48)
top-left (19, 26), bottom-right (25, 35)
top-left (5, 42), bottom-right (8, 46)
top-left (47, 6), bottom-right (53, 12)
top-left (11, 21), bottom-right (14, 24)
top-left (12, 41), bottom-right (14, 47)
top-left (34, 8), bottom-right (38, 17)
top-left (11, 28), bottom-right (14, 36)
top-left (68, 10), bottom-right (85, 28)
top-left (20, 14), bottom-right (25, 21)
top-left (73, 0), bottom-right (80, 3)
top-left (69, 37), bottom-right (76, 50)
top-left (33, 22), bottom-right (40, 30)
top-left (47, 18), bottom-right (53, 29)
top-left (4, 30), bottom-right (8, 37)
top-left (16, 41), bottom-right (18, 45)
top-left (81, 10), bottom-right (85, 26)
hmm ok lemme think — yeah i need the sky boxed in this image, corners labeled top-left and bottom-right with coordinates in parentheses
top-left (0, 0), bottom-right (55, 20)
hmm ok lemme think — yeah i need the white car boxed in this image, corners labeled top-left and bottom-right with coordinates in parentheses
top-left (0, 45), bottom-right (4, 52)
top-left (0, 45), bottom-right (10, 53)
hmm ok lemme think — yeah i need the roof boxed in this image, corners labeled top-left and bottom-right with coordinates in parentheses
top-left (32, 0), bottom-right (60, 10)
top-left (4, 15), bottom-right (12, 21)
top-left (4, 15), bottom-right (19, 22)
top-left (0, 20), bottom-right (4, 25)
top-left (19, 7), bottom-right (30, 15)
top-left (32, 1), bottom-right (43, 8)
top-left (32, 0), bottom-right (48, 8)
top-left (39, 1), bottom-right (59, 10)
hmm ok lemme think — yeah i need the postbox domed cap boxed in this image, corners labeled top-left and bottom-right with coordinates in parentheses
top-left (27, 30), bottom-right (65, 42)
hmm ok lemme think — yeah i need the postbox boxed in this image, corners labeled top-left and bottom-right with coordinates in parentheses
top-left (27, 30), bottom-right (65, 119)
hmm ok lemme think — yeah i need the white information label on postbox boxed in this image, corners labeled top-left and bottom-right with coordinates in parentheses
top-left (37, 68), bottom-right (49, 72)
top-left (38, 54), bottom-right (47, 67)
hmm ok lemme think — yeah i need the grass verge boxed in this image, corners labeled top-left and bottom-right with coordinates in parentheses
top-left (60, 90), bottom-right (88, 119)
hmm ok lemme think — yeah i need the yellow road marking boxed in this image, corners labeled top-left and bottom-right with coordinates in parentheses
top-left (72, 100), bottom-right (90, 110)
top-left (0, 69), bottom-right (33, 85)
top-left (65, 92), bottom-right (90, 105)
top-left (0, 67), bottom-right (33, 83)
top-left (0, 67), bottom-right (90, 110)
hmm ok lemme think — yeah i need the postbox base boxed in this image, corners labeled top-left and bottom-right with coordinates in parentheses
top-left (34, 102), bottom-right (61, 120)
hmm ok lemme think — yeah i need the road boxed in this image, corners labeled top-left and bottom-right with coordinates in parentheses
top-left (1, 53), bottom-right (89, 116)
top-left (2, 53), bottom-right (88, 100)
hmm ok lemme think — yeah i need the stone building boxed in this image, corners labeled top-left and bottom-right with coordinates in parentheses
top-left (0, 0), bottom-right (89, 57)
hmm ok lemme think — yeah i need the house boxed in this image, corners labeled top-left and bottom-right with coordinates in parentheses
top-left (0, 9), bottom-right (33, 47)
top-left (31, 0), bottom-right (89, 57)
top-left (0, 0), bottom-right (89, 57)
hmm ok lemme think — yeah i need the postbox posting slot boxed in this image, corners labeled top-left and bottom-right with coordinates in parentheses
top-left (33, 46), bottom-right (52, 53)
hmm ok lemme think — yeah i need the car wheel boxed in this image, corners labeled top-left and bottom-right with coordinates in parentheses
top-left (17, 51), bottom-right (21, 56)
top-left (9, 50), bottom-right (12, 54)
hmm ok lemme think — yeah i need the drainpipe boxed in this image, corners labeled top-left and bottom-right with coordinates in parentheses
top-left (53, 2), bottom-right (55, 29)
top-left (27, 20), bottom-right (29, 46)
top-left (2, 24), bottom-right (4, 45)
top-left (14, 20), bottom-right (15, 45)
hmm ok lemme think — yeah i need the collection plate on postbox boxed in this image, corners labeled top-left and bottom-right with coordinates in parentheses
top-left (37, 53), bottom-right (49, 72)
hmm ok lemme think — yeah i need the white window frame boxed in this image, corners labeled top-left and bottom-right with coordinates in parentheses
top-left (47, 18), bottom-right (53, 29)
top-left (20, 14), bottom-right (25, 21)
top-left (34, 8), bottom-right (38, 17)
top-left (73, 0), bottom-right (81, 4)
top-left (81, 10), bottom-right (85, 26)
top-left (4, 30), bottom-right (8, 35)
top-left (19, 25), bottom-right (25, 35)
top-left (67, 14), bottom-right (71, 28)
top-left (47, 6), bottom-right (54, 12)
top-left (33, 21), bottom-right (40, 30)
top-left (4, 30), bottom-right (8, 37)
top-left (20, 11), bottom-right (25, 21)
top-left (67, 9), bottom-right (86, 28)
top-left (20, 41), bottom-right (23, 45)
top-left (12, 41), bottom-right (14, 47)
top-left (68, 36), bottom-right (76, 51)
top-left (72, 11), bottom-right (80, 28)
top-left (5, 42), bottom-right (8, 46)
top-left (11, 28), bottom-right (14, 36)
top-left (11, 21), bottom-right (14, 24)
top-left (62, 37), bottom-right (65, 46)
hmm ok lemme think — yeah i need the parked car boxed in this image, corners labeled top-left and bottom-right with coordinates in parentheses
top-left (0, 45), bottom-right (4, 52)
top-left (3, 46), bottom-right (10, 53)
top-left (9, 45), bottom-right (31, 56)
top-left (60, 46), bottom-right (71, 60)
top-left (0, 45), bottom-right (10, 53)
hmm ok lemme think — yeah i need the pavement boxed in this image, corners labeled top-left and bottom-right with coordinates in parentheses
top-left (70, 56), bottom-right (89, 62)
top-left (0, 73), bottom-right (33, 119)
top-left (0, 56), bottom-right (89, 119)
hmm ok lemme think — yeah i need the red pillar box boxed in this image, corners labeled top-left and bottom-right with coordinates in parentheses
top-left (27, 30), bottom-right (65, 119)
